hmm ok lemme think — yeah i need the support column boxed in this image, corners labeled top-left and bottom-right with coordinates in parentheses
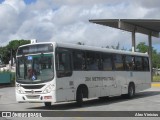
top-left (132, 30), bottom-right (136, 52)
top-left (148, 33), bottom-right (152, 81)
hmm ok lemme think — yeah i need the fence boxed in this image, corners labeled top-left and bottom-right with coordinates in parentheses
top-left (0, 73), bottom-right (11, 84)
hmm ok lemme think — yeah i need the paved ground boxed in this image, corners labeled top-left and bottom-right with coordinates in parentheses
top-left (0, 84), bottom-right (160, 120)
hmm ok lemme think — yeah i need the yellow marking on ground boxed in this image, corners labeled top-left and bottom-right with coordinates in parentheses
top-left (152, 83), bottom-right (160, 87)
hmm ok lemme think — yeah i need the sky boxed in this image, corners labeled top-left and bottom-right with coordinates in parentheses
top-left (0, 0), bottom-right (160, 52)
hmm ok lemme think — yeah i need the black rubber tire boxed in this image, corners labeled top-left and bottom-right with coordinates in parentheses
top-left (127, 84), bottom-right (135, 99)
top-left (44, 102), bottom-right (51, 107)
top-left (76, 88), bottom-right (83, 107)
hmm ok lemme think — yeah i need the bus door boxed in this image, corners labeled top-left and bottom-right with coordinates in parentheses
top-left (55, 48), bottom-right (74, 102)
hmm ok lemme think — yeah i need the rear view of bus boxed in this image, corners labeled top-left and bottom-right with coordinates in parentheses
top-left (16, 42), bottom-right (55, 107)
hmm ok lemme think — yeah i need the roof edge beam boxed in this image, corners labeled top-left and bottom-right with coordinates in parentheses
top-left (136, 26), bottom-right (159, 37)
top-left (118, 21), bottom-right (135, 32)
top-left (118, 21), bottom-right (159, 37)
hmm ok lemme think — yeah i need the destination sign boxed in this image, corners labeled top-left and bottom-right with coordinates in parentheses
top-left (17, 44), bottom-right (53, 55)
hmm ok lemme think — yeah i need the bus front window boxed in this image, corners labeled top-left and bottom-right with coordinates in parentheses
top-left (16, 54), bottom-right (54, 83)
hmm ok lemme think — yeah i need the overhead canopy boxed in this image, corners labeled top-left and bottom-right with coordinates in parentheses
top-left (89, 19), bottom-right (160, 37)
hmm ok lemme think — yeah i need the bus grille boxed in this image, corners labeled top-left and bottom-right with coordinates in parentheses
top-left (25, 91), bottom-right (42, 94)
top-left (26, 95), bottom-right (40, 99)
top-left (21, 85), bottom-right (44, 89)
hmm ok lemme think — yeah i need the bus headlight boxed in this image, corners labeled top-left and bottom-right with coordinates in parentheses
top-left (16, 84), bottom-right (24, 94)
top-left (43, 84), bottom-right (54, 94)
top-left (17, 89), bottom-right (25, 94)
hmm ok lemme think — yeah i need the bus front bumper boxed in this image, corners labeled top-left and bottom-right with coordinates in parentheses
top-left (16, 92), bottom-right (56, 103)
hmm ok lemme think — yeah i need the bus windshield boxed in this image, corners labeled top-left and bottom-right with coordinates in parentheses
top-left (16, 54), bottom-right (54, 84)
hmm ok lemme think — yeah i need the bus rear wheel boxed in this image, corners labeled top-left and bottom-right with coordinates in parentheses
top-left (127, 83), bottom-right (135, 98)
top-left (76, 88), bottom-right (83, 107)
top-left (44, 102), bottom-right (51, 107)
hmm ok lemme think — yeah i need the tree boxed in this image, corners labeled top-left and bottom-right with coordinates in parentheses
top-left (0, 39), bottom-right (30, 64)
top-left (136, 42), bottom-right (160, 68)
top-left (7, 39), bottom-right (30, 60)
top-left (105, 46), bottom-right (109, 48)
top-left (0, 46), bottom-right (10, 64)
top-left (152, 52), bottom-right (160, 68)
top-left (136, 42), bottom-right (149, 53)
top-left (110, 42), bottom-right (126, 50)
top-left (77, 42), bottom-right (85, 45)
top-left (111, 43), bottom-right (119, 49)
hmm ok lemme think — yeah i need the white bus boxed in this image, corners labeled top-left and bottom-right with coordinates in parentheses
top-left (16, 42), bottom-right (151, 107)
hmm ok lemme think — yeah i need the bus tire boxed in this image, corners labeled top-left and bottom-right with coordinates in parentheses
top-left (127, 83), bottom-right (135, 99)
top-left (76, 87), bottom-right (83, 107)
top-left (44, 102), bottom-right (51, 107)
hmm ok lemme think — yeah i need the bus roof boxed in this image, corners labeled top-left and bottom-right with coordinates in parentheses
top-left (19, 42), bottom-right (149, 57)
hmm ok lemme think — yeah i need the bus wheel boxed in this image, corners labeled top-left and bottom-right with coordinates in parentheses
top-left (127, 83), bottom-right (135, 98)
top-left (44, 102), bottom-right (51, 107)
top-left (76, 88), bottom-right (83, 107)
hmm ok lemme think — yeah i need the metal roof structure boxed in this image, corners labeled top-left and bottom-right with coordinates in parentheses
top-left (89, 19), bottom-right (160, 37)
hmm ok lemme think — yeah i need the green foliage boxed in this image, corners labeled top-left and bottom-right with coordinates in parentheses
top-left (11, 72), bottom-right (16, 84)
top-left (153, 75), bottom-right (160, 82)
top-left (0, 39), bottom-right (30, 64)
top-left (152, 53), bottom-right (160, 68)
top-left (136, 42), bottom-right (160, 68)
top-left (0, 69), bottom-right (10, 73)
top-left (136, 42), bottom-right (149, 53)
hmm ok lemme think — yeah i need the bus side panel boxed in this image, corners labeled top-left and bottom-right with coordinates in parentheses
top-left (143, 71), bottom-right (151, 90)
top-left (82, 71), bottom-right (102, 98)
top-left (118, 71), bottom-right (128, 95)
top-left (101, 71), bottom-right (114, 97)
top-left (130, 72), bottom-right (150, 93)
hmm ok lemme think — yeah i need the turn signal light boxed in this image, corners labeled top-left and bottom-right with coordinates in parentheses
top-left (44, 96), bottom-right (52, 99)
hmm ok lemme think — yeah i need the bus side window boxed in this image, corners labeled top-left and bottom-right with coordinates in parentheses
top-left (56, 48), bottom-right (72, 77)
top-left (114, 54), bottom-right (124, 71)
top-left (125, 56), bottom-right (135, 71)
top-left (102, 53), bottom-right (112, 71)
top-left (73, 50), bottom-right (86, 70)
top-left (135, 57), bottom-right (143, 71)
top-left (143, 57), bottom-right (149, 71)
top-left (86, 52), bottom-right (100, 71)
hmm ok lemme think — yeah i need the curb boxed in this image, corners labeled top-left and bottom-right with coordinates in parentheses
top-left (0, 84), bottom-right (15, 88)
top-left (151, 83), bottom-right (160, 87)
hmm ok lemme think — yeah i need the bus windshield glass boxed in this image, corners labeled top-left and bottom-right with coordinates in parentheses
top-left (16, 54), bottom-right (54, 84)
